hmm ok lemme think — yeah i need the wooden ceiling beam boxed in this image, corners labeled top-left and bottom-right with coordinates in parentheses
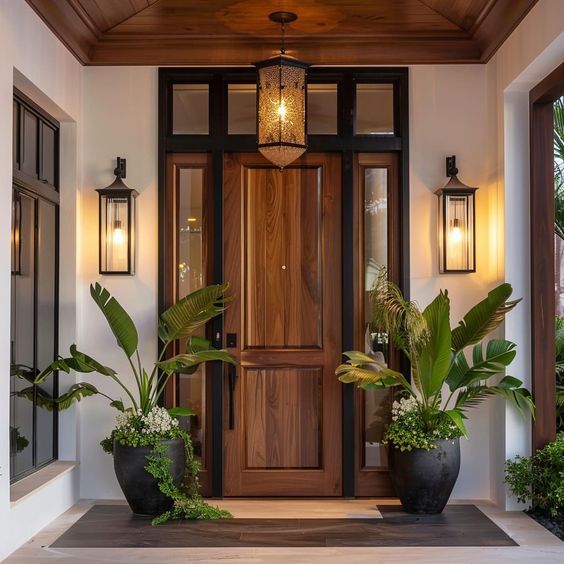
top-left (472, 0), bottom-right (540, 62)
top-left (89, 36), bottom-right (481, 66)
top-left (23, 0), bottom-right (540, 66)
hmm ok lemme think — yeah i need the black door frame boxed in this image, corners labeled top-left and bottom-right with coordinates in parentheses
top-left (158, 66), bottom-right (410, 497)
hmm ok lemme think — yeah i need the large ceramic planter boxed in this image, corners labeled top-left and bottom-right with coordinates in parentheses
top-left (388, 437), bottom-right (460, 514)
top-left (113, 438), bottom-right (185, 515)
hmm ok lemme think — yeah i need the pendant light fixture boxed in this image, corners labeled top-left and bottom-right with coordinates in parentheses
top-left (255, 11), bottom-right (308, 169)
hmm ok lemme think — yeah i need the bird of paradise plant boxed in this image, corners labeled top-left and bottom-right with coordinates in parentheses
top-left (336, 269), bottom-right (534, 443)
top-left (33, 282), bottom-right (234, 415)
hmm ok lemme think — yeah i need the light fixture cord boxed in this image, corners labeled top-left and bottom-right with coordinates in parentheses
top-left (280, 19), bottom-right (285, 55)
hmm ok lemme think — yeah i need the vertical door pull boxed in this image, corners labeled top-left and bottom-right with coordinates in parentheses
top-left (228, 364), bottom-right (237, 429)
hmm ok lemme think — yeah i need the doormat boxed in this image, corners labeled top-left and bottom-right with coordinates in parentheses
top-left (51, 504), bottom-right (517, 548)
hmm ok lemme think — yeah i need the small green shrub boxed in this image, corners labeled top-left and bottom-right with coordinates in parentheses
top-left (505, 433), bottom-right (564, 518)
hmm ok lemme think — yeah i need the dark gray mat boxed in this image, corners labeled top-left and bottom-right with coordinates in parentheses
top-left (51, 504), bottom-right (517, 548)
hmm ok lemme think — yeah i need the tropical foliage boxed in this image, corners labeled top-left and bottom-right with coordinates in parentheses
top-left (336, 269), bottom-right (534, 446)
top-left (505, 433), bottom-right (564, 519)
top-left (34, 283), bottom-right (234, 415)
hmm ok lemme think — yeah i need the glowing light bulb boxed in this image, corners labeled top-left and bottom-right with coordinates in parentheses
top-left (277, 102), bottom-right (287, 120)
top-left (112, 220), bottom-right (124, 245)
top-left (450, 219), bottom-right (462, 243)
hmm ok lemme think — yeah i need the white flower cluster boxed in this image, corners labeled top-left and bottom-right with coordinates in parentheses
top-left (115, 411), bottom-right (133, 428)
top-left (391, 396), bottom-right (419, 421)
top-left (139, 406), bottom-right (179, 435)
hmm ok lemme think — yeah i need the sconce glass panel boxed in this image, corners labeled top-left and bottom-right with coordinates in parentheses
top-left (438, 192), bottom-right (475, 273)
top-left (100, 194), bottom-right (135, 274)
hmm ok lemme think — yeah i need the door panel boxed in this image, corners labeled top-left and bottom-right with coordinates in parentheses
top-left (224, 153), bottom-right (342, 496)
top-left (244, 167), bottom-right (322, 348)
top-left (244, 367), bottom-right (321, 469)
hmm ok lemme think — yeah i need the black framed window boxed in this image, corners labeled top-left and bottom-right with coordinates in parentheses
top-left (10, 91), bottom-right (59, 482)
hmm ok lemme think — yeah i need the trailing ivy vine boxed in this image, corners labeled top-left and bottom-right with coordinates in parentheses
top-left (144, 428), bottom-right (231, 525)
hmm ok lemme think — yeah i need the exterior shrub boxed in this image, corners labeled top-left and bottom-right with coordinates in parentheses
top-left (505, 434), bottom-right (564, 518)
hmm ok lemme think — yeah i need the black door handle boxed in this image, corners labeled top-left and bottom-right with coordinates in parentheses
top-left (228, 364), bottom-right (237, 430)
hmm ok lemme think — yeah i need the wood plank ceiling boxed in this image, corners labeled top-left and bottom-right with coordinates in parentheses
top-left (25, 0), bottom-right (539, 65)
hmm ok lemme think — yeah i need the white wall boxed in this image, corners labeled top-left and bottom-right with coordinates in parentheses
top-left (409, 64), bottom-right (500, 500)
top-left (0, 1), bottom-right (83, 560)
top-left (79, 67), bottom-right (158, 498)
top-left (487, 0), bottom-right (564, 508)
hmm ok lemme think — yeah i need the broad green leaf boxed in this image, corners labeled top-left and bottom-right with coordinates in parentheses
top-left (451, 284), bottom-right (520, 353)
top-left (343, 351), bottom-right (381, 365)
top-left (90, 283), bottom-right (139, 358)
top-left (336, 361), bottom-right (411, 392)
top-left (187, 336), bottom-right (212, 354)
top-left (418, 291), bottom-right (452, 397)
top-left (56, 382), bottom-right (99, 410)
top-left (110, 399), bottom-right (125, 412)
top-left (35, 346), bottom-right (116, 384)
top-left (446, 340), bottom-right (516, 391)
top-left (445, 409), bottom-right (469, 437)
top-left (168, 406), bottom-right (195, 418)
top-left (157, 350), bottom-right (235, 375)
top-left (159, 284), bottom-right (231, 342)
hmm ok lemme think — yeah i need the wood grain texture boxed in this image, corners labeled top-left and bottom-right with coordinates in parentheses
top-left (25, 0), bottom-right (538, 65)
top-left (529, 63), bottom-right (564, 451)
top-left (245, 167), bottom-right (321, 348)
top-left (244, 368), bottom-right (321, 469)
top-left (224, 153), bottom-right (342, 496)
top-left (51, 504), bottom-right (517, 548)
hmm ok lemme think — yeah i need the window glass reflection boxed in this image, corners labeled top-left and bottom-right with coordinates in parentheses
top-left (173, 84), bottom-right (209, 135)
top-left (177, 168), bottom-right (206, 463)
top-left (356, 84), bottom-right (394, 135)
top-left (363, 167), bottom-right (392, 468)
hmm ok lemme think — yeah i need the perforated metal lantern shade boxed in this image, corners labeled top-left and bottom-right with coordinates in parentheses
top-left (256, 55), bottom-right (308, 169)
top-left (96, 159), bottom-right (138, 275)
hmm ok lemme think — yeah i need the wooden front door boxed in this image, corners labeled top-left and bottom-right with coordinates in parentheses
top-left (223, 153), bottom-right (342, 496)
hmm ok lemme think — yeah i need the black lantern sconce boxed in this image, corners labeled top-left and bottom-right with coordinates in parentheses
top-left (435, 156), bottom-right (477, 273)
top-left (96, 157), bottom-right (138, 275)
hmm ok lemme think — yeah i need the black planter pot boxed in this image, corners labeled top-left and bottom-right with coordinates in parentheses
top-left (388, 438), bottom-right (460, 514)
top-left (113, 438), bottom-right (185, 515)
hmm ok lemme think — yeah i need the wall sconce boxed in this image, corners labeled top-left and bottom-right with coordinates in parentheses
top-left (96, 157), bottom-right (138, 275)
top-left (435, 156), bottom-right (477, 273)
top-left (255, 11), bottom-right (308, 169)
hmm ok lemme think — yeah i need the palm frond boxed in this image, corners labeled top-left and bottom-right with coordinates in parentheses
top-left (159, 283), bottom-right (231, 343)
top-left (336, 353), bottom-right (412, 393)
top-left (447, 339), bottom-right (517, 391)
top-left (451, 284), bottom-right (520, 353)
top-left (369, 267), bottom-right (428, 359)
top-left (157, 350), bottom-right (235, 375)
